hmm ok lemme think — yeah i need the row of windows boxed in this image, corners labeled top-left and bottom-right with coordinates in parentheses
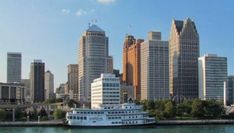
top-left (68, 116), bottom-right (87, 120)
top-left (103, 83), bottom-right (120, 87)
top-left (111, 121), bottom-right (138, 124)
top-left (76, 111), bottom-right (104, 114)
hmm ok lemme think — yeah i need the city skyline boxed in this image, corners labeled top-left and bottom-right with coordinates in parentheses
top-left (0, 0), bottom-right (234, 88)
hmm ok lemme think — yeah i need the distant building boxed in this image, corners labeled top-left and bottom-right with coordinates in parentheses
top-left (199, 54), bottom-right (227, 101)
top-left (68, 64), bottom-right (79, 100)
top-left (113, 69), bottom-right (120, 77)
top-left (120, 83), bottom-right (134, 103)
top-left (91, 73), bottom-right (120, 109)
top-left (45, 70), bottom-right (54, 100)
top-left (78, 24), bottom-right (111, 104)
top-left (30, 60), bottom-right (45, 103)
top-left (7, 52), bottom-right (22, 83)
top-left (228, 76), bottom-right (234, 104)
top-left (0, 82), bottom-right (24, 104)
top-left (107, 56), bottom-right (113, 74)
top-left (56, 83), bottom-right (69, 100)
top-left (169, 18), bottom-right (200, 100)
top-left (140, 31), bottom-right (169, 100)
top-left (21, 79), bottom-right (30, 102)
top-left (123, 35), bottom-right (143, 101)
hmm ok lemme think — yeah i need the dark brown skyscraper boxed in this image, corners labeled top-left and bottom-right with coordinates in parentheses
top-left (169, 18), bottom-right (199, 100)
top-left (123, 35), bottom-right (143, 101)
top-left (30, 60), bottom-right (45, 103)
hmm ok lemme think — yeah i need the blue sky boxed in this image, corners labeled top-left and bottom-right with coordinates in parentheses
top-left (0, 0), bottom-right (233, 88)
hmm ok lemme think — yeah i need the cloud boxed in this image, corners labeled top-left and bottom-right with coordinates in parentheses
top-left (76, 9), bottom-right (95, 17)
top-left (96, 0), bottom-right (116, 4)
top-left (61, 9), bottom-right (71, 15)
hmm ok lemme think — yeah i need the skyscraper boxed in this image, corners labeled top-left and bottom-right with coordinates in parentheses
top-left (198, 54), bottom-right (227, 100)
top-left (44, 70), bottom-right (54, 100)
top-left (123, 35), bottom-right (143, 101)
top-left (141, 31), bottom-right (169, 100)
top-left (68, 64), bottom-right (79, 100)
top-left (7, 52), bottom-right (22, 83)
top-left (78, 24), bottom-right (110, 104)
top-left (228, 76), bottom-right (234, 104)
top-left (169, 18), bottom-right (200, 100)
top-left (30, 60), bottom-right (45, 103)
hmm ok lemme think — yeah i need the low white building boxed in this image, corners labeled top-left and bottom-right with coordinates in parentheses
top-left (91, 73), bottom-right (120, 109)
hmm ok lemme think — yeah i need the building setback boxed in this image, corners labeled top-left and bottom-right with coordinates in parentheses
top-left (198, 54), bottom-right (227, 101)
top-left (30, 60), bottom-right (45, 103)
top-left (7, 52), bottom-right (22, 83)
top-left (68, 64), bottom-right (79, 100)
top-left (140, 31), bottom-right (169, 100)
top-left (123, 35), bottom-right (143, 101)
top-left (44, 70), bottom-right (54, 100)
top-left (78, 24), bottom-right (110, 104)
top-left (169, 18), bottom-right (200, 100)
top-left (91, 73), bottom-right (120, 109)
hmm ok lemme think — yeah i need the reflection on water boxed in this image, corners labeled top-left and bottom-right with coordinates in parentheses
top-left (0, 125), bottom-right (232, 133)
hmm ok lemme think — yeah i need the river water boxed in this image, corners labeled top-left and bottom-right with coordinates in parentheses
top-left (0, 125), bottom-right (234, 133)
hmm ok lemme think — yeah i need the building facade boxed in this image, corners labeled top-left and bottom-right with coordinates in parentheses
top-left (78, 24), bottom-right (110, 104)
top-left (169, 18), bottom-right (200, 100)
top-left (198, 54), bottom-right (227, 101)
top-left (120, 83), bottom-right (134, 103)
top-left (91, 73), bottom-right (120, 109)
top-left (45, 70), bottom-right (54, 100)
top-left (107, 56), bottom-right (113, 74)
top-left (123, 35), bottom-right (143, 101)
top-left (228, 76), bottom-right (234, 104)
top-left (21, 79), bottom-right (30, 102)
top-left (68, 64), bottom-right (79, 100)
top-left (30, 60), bottom-right (45, 103)
top-left (0, 82), bottom-right (24, 104)
top-left (140, 31), bottom-right (169, 100)
top-left (7, 52), bottom-right (22, 83)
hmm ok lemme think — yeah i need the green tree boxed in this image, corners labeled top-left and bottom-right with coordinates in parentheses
top-left (191, 99), bottom-right (205, 118)
top-left (53, 109), bottom-right (66, 119)
top-left (67, 100), bottom-right (80, 108)
top-left (164, 101), bottom-right (176, 118)
top-left (147, 100), bottom-right (155, 110)
top-left (0, 109), bottom-right (6, 121)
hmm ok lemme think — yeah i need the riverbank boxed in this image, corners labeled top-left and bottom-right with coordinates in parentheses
top-left (1, 119), bottom-right (234, 127)
top-left (0, 120), bottom-right (63, 127)
top-left (158, 119), bottom-right (234, 125)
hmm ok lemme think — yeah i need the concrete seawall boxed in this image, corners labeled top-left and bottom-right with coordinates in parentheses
top-left (0, 121), bottom-right (64, 127)
top-left (158, 119), bottom-right (234, 125)
top-left (1, 120), bottom-right (234, 127)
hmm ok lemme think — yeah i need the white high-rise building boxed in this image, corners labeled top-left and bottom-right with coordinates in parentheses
top-left (78, 24), bottom-right (110, 104)
top-left (199, 54), bottom-right (227, 100)
top-left (44, 70), bottom-right (54, 100)
top-left (140, 32), bottom-right (169, 100)
top-left (91, 73), bottom-right (120, 109)
top-left (7, 52), bottom-right (22, 83)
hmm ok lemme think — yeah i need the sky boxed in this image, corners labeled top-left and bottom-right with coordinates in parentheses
top-left (0, 0), bottom-right (234, 88)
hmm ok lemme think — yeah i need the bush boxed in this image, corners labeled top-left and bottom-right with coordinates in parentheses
top-left (53, 109), bottom-right (66, 119)
top-left (0, 109), bottom-right (6, 121)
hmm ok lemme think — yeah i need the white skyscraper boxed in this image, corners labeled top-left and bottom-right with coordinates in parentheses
top-left (78, 24), bottom-right (110, 104)
top-left (199, 54), bottom-right (227, 100)
top-left (44, 70), bottom-right (54, 100)
top-left (7, 52), bottom-right (22, 83)
top-left (140, 32), bottom-right (169, 100)
top-left (91, 73), bottom-right (120, 109)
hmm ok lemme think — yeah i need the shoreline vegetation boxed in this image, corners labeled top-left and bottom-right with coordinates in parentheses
top-left (1, 99), bottom-right (234, 127)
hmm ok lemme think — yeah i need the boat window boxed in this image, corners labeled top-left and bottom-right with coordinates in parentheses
top-left (73, 116), bottom-right (76, 119)
top-left (77, 116), bottom-right (79, 120)
top-left (84, 117), bottom-right (87, 120)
